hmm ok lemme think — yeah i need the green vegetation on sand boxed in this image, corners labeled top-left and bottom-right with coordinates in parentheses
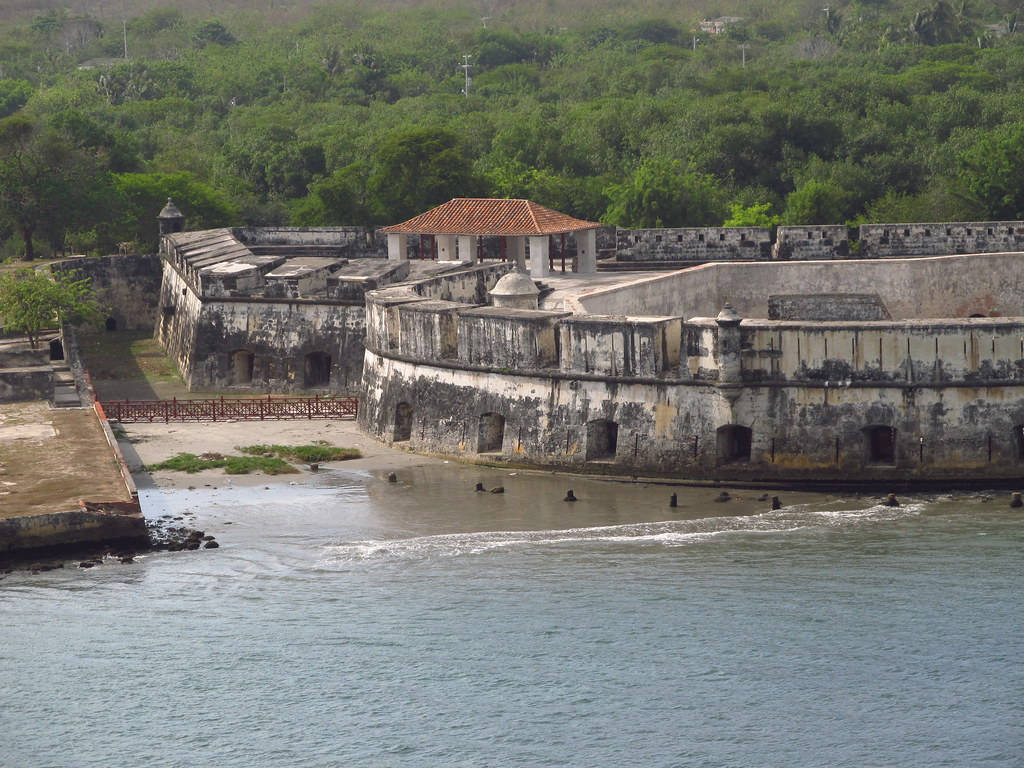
top-left (145, 442), bottom-right (360, 475)
top-left (237, 442), bottom-right (362, 463)
top-left (145, 452), bottom-right (298, 475)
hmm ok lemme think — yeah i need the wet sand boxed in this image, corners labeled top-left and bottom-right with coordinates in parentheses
top-left (118, 418), bottom-right (440, 490)
top-left (119, 418), bottom-right (879, 518)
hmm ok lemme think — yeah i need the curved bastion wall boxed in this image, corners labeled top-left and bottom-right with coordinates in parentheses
top-left (358, 252), bottom-right (1024, 484)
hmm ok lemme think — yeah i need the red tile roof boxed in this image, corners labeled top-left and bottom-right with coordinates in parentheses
top-left (380, 198), bottom-right (601, 236)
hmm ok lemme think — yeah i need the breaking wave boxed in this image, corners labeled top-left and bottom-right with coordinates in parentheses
top-left (317, 499), bottom-right (925, 566)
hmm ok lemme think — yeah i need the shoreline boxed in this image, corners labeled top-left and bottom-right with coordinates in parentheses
top-left (118, 418), bottom-right (441, 490)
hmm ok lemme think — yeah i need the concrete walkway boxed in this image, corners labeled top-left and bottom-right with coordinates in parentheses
top-left (0, 401), bottom-right (131, 518)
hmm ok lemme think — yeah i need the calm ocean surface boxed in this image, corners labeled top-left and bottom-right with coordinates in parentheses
top-left (2, 465), bottom-right (1021, 768)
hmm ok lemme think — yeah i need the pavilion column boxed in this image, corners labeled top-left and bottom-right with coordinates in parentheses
top-left (457, 235), bottom-right (478, 264)
top-left (575, 229), bottom-right (597, 274)
top-left (436, 234), bottom-right (457, 261)
top-left (509, 236), bottom-right (527, 272)
top-left (528, 235), bottom-right (550, 278)
top-left (387, 233), bottom-right (407, 262)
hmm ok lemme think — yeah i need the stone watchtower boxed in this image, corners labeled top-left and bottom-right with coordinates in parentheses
top-left (157, 198), bottom-right (186, 236)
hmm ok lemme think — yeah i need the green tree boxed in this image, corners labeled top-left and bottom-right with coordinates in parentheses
top-left (110, 171), bottom-right (239, 250)
top-left (368, 127), bottom-right (480, 223)
top-left (603, 158), bottom-right (726, 228)
top-left (780, 180), bottom-right (848, 225)
top-left (958, 123), bottom-right (1024, 220)
top-left (0, 79), bottom-right (32, 119)
top-left (0, 115), bottom-right (107, 260)
top-left (0, 268), bottom-right (103, 348)
top-left (291, 163), bottom-right (371, 226)
top-left (723, 202), bottom-right (780, 228)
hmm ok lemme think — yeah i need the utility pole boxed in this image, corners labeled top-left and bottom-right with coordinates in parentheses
top-left (123, 19), bottom-right (128, 59)
top-left (459, 54), bottom-right (473, 97)
top-left (738, 43), bottom-right (748, 67)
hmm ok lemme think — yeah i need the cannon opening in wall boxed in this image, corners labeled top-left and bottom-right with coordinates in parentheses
top-left (393, 402), bottom-right (413, 442)
top-left (230, 350), bottom-right (254, 385)
top-left (865, 425), bottom-right (896, 465)
top-left (717, 425), bottom-right (752, 464)
top-left (478, 412), bottom-right (505, 454)
top-left (586, 419), bottom-right (618, 461)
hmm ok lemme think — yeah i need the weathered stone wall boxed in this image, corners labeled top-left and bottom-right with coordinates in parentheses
top-left (458, 308), bottom-right (571, 369)
top-left (52, 254), bottom-right (162, 331)
top-left (359, 288), bottom-right (1024, 483)
top-left (359, 348), bottom-right (1024, 484)
top-left (573, 252), bottom-right (1024, 320)
top-left (236, 226), bottom-right (384, 258)
top-left (858, 221), bottom-right (1024, 258)
top-left (768, 294), bottom-right (891, 321)
top-left (772, 226), bottom-right (849, 260)
top-left (0, 508), bottom-right (147, 554)
top-left (615, 227), bottom-right (771, 261)
top-left (157, 260), bottom-right (366, 391)
top-left (0, 367), bottom-right (52, 402)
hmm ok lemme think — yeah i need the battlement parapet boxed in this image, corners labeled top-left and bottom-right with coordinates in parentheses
top-left (616, 227), bottom-right (770, 262)
top-left (858, 221), bottom-right (1024, 258)
top-left (366, 285), bottom-right (1024, 387)
top-left (772, 226), bottom-right (849, 260)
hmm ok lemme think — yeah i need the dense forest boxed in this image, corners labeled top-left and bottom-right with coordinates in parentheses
top-left (1, 0), bottom-right (1024, 258)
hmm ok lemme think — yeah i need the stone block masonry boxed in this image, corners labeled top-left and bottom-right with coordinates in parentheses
top-left (358, 263), bottom-right (1024, 484)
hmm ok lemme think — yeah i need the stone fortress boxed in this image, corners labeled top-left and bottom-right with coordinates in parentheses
top-left (150, 198), bottom-right (1024, 485)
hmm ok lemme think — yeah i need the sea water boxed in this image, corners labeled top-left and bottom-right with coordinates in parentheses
top-left (2, 465), bottom-right (1021, 768)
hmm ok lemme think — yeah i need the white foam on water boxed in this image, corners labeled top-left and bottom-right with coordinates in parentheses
top-left (316, 499), bottom-right (927, 566)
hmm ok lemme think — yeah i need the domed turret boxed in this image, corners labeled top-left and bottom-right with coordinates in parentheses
top-left (489, 271), bottom-right (540, 310)
top-left (157, 198), bottom-right (185, 235)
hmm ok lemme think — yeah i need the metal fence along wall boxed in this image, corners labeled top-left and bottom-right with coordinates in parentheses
top-left (100, 396), bottom-right (358, 423)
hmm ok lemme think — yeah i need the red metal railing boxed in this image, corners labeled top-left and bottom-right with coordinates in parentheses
top-left (101, 395), bottom-right (358, 423)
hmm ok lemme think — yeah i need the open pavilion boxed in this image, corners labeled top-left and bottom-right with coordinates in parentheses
top-left (379, 198), bottom-right (602, 277)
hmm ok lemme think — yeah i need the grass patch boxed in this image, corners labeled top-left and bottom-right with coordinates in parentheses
top-left (78, 329), bottom-right (182, 383)
top-left (145, 452), bottom-right (299, 475)
top-left (237, 441), bottom-right (361, 463)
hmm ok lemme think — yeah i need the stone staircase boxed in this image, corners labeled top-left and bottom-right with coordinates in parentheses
top-left (52, 365), bottom-right (83, 408)
top-left (0, 334), bottom-right (84, 408)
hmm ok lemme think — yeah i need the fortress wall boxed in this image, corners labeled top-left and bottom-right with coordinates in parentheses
top-left (358, 348), bottom-right (1024, 483)
top-left (772, 226), bottom-right (849, 260)
top-left (859, 222), bottom-right (1024, 258)
top-left (405, 262), bottom-right (512, 304)
top-left (159, 261), bottom-right (365, 392)
top-left (156, 262), bottom-right (204, 389)
top-left (573, 252), bottom-right (1024, 319)
top-left (188, 298), bottom-right (366, 392)
top-left (457, 308), bottom-right (571, 369)
top-left (615, 227), bottom-right (770, 261)
top-left (52, 254), bottom-right (162, 331)
top-left (368, 287), bottom-right (1024, 389)
top-left (360, 294), bottom-right (1024, 481)
top-left (235, 226), bottom-right (384, 258)
top-left (738, 319), bottom-right (1024, 384)
top-left (559, 316), bottom-right (681, 377)
top-left (397, 301), bottom-right (466, 360)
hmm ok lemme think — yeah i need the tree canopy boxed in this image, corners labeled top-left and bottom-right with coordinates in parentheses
top-left (0, 268), bottom-right (103, 347)
top-left (2, 0), bottom-right (1024, 257)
